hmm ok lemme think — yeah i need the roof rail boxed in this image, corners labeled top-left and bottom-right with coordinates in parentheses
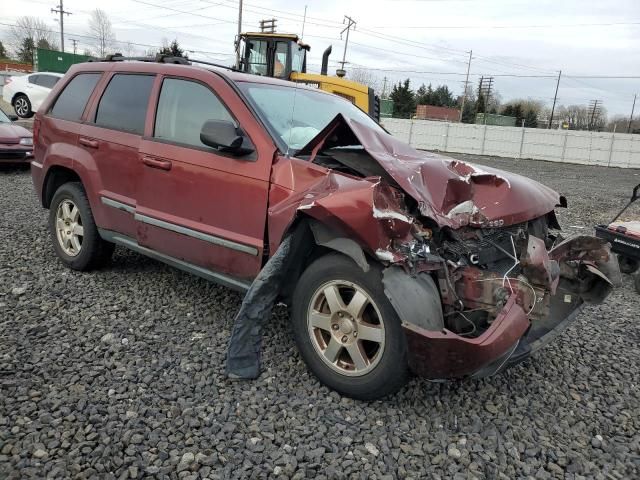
top-left (87, 53), bottom-right (235, 71)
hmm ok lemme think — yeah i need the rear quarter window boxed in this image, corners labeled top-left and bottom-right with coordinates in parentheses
top-left (94, 74), bottom-right (155, 135)
top-left (49, 73), bottom-right (101, 122)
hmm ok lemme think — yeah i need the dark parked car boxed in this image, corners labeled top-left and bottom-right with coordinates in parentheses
top-left (31, 59), bottom-right (619, 399)
top-left (0, 108), bottom-right (33, 163)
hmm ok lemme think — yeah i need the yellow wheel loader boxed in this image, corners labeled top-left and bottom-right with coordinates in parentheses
top-left (236, 32), bottom-right (380, 120)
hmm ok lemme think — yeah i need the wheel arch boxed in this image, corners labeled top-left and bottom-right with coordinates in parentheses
top-left (277, 215), bottom-right (373, 304)
top-left (11, 92), bottom-right (27, 105)
top-left (42, 165), bottom-right (83, 208)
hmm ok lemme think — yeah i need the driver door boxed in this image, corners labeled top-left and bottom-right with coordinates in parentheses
top-left (136, 71), bottom-right (275, 282)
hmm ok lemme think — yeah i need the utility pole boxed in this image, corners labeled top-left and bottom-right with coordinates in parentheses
top-left (588, 99), bottom-right (601, 131)
top-left (588, 100), bottom-right (602, 130)
top-left (51, 0), bottom-right (72, 53)
top-left (628, 94), bottom-right (637, 133)
top-left (548, 70), bottom-right (562, 129)
top-left (459, 49), bottom-right (472, 122)
top-left (338, 15), bottom-right (356, 74)
top-left (235, 0), bottom-right (243, 67)
top-left (477, 76), bottom-right (494, 124)
top-left (70, 39), bottom-right (78, 55)
top-left (382, 76), bottom-right (388, 98)
top-left (301, 5), bottom-right (307, 38)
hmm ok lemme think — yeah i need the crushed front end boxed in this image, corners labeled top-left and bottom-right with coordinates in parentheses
top-left (383, 213), bottom-right (621, 380)
top-left (281, 113), bottom-right (621, 381)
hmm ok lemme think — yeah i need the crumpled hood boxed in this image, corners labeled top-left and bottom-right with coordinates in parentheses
top-left (0, 122), bottom-right (32, 144)
top-left (297, 114), bottom-right (564, 228)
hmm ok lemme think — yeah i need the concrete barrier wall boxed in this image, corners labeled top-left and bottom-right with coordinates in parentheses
top-left (382, 118), bottom-right (640, 169)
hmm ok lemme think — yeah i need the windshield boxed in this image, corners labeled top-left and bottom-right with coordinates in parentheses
top-left (238, 82), bottom-right (382, 152)
top-left (0, 109), bottom-right (10, 123)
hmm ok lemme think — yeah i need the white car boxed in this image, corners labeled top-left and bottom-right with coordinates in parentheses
top-left (2, 72), bottom-right (64, 118)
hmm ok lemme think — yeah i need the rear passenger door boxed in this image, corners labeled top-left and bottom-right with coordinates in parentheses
top-left (80, 73), bottom-right (155, 239)
top-left (136, 72), bottom-right (274, 282)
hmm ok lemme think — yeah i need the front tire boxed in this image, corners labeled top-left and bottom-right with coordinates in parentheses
top-left (13, 94), bottom-right (33, 118)
top-left (291, 253), bottom-right (409, 400)
top-left (49, 182), bottom-right (114, 271)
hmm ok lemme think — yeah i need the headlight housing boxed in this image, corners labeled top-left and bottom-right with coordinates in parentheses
top-left (19, 137), bottom-right (33, 146)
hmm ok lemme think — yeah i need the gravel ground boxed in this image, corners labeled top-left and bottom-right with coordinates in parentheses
top-left (1, 156), bottom-right (639, 480)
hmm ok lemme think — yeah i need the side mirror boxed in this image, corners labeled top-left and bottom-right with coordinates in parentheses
top-left (200, 119), bottom-right (254, 156)
top-left (8, 114), bottom-right (18, 121)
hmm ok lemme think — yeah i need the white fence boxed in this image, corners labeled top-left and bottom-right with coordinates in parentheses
top-left (382, 118), bottom-right (640, 169)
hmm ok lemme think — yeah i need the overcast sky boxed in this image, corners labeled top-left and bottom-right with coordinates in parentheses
top-left (2, 0), bottom-right (639, 117)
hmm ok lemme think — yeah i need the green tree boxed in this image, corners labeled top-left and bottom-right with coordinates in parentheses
top-left (524, 109), bottom-right (538, 127)
top-left (432, 85), bottom-right (456, 107)
top-left (37, 38), bottom-right (52, 50)
top-left (17, 37), bottom-right (35, 64)
top-left (415, 84), bottom-right (429, 104)
top-left (159, 39), bottom-right (185, 57)
top-left (0, 41), bottom-right (7, 59)
top-left (390, 79), bottom-right (416, 118)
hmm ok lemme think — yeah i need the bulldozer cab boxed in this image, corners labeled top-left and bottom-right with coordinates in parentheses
top-left (237, 33), bottom-right (309, 79)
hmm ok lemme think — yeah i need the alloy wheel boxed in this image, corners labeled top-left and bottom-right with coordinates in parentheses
top-left (55, 199), bottom-right (84, 257)
top-left (307, 280), bottom-right (385, 377)
top-left (15, 98), bottom-right (29, 117)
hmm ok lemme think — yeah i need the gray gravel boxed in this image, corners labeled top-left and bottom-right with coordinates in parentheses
top-left (1, 156), bottom-right (639, 479)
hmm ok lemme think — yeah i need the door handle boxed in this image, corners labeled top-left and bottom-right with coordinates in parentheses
top-left (142, 156), bottom-right (172, 171)
top-left (79, 137), bottom-right (99, 148)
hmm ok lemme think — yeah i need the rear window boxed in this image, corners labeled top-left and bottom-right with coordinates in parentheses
top-left (49, 73), bottom-right (101, 122)
top-left (37, 75), bottom-right (60, 89)
top-left (95, 74), bottom-right (155, 135)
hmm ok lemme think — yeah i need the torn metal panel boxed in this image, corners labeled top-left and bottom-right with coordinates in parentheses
top-left (267, 156), bottom-right (415, 264)
top-left (296, 114), bottom-right (563, 229)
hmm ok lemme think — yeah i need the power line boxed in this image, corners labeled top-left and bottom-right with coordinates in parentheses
top-left (364, 21), bottom-right (640, 30)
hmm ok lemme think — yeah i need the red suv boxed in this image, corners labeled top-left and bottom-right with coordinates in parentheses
top-left (32, 58), bottom-right (619, 399)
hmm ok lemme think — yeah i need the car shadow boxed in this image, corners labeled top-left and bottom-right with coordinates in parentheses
top-left (0, 163), bottom-right (31, 174)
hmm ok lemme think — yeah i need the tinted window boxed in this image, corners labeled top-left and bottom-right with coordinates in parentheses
top-left (28, 75), bottom-right (39, 85)
top-left (154, 78), bottom-right (234, 149)
top-left (95, 74), bottom-right (155, 135)
top-left (37, 75), bottom-right (60, 89)
top-left (50, 73), bottom-right (101, 122)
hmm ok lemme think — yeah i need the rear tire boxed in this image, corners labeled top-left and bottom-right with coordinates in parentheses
top-left (49, 182), bottom-right (114, 271)
top-left (618, 255), bottom-right (639, 274)
top-left (13, 94), bottom-right (33, 118)
top-left (291, 253), bottom-right (410, 400)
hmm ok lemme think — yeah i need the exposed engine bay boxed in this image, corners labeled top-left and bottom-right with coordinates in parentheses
top-left (297, 141), bottom-right (618, 355)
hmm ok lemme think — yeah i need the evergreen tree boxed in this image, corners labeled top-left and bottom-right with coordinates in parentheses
top-left (159, 39), bottom-right (185, 57)
top-left (17, 37), bottom-right (35, 63)
top-left (390, 79), bottom-right (416, 118)
top-left (0, 41), bottom-right (7, 59)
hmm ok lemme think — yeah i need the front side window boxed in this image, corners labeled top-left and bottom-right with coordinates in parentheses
top-left (95, 74), bottom-right (155, 135)
top-left (50, 73), bottom-right (101, 122)
top-left (154, 78), bottom-right (234, 149)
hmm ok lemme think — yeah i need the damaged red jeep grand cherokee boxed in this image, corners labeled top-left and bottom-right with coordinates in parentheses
top-left (32, 60), bottom-right (620, 400)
